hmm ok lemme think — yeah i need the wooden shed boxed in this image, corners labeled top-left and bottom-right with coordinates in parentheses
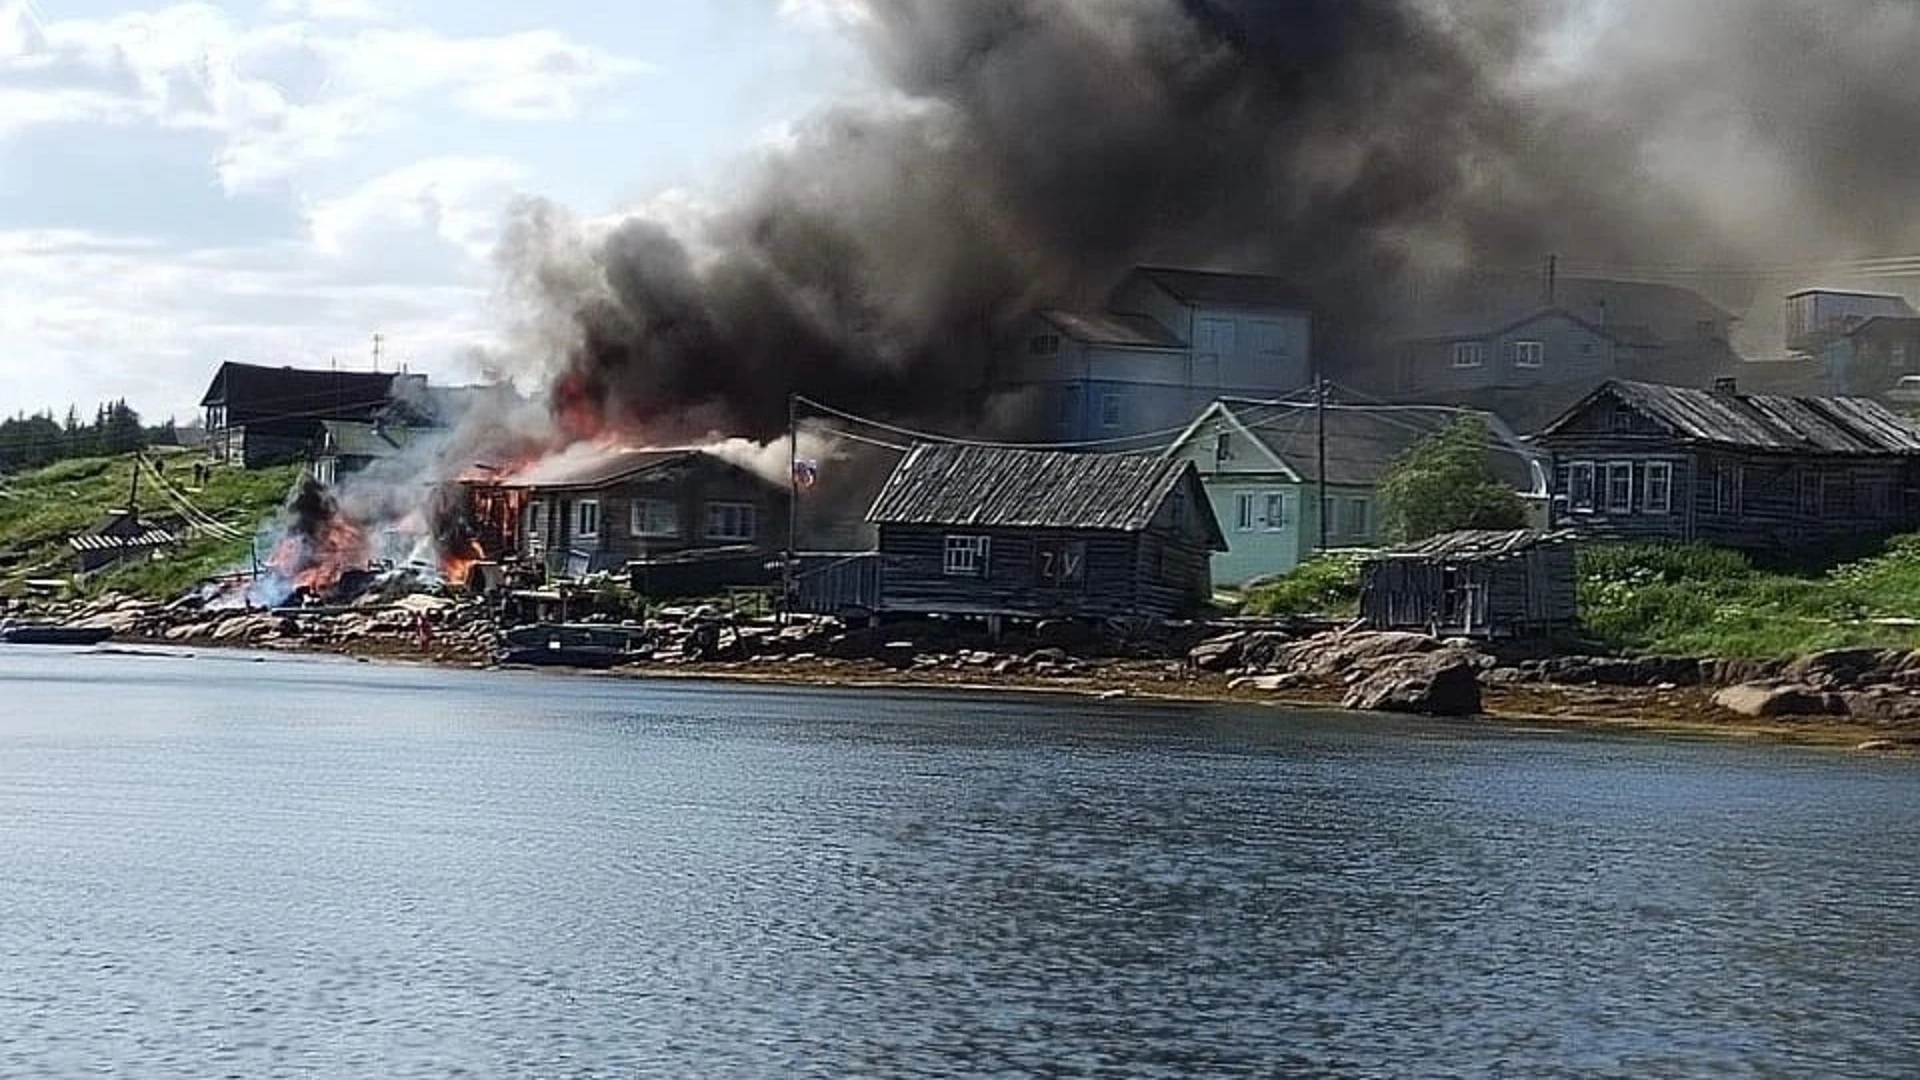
top-left (1359, 529), bottom-right (1577, 639)
top-left (859, 443), bottom-right (1227, 624)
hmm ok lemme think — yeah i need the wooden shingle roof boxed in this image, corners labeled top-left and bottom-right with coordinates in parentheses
top-left (868, 443), bottom-right (1219, 542)
top-left (1548, 379), bottom-right (1920, 454)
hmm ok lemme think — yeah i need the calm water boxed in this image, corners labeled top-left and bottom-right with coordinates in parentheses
top-left (0, 648), bottom-right (1916, 1078)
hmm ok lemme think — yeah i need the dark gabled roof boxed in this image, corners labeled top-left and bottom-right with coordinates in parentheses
top-left (199, 362), bottom-right (398, 423)
top-left (1401, 276), bottom-right (1733, 347)
top-left (868, 443), bottom-right (1224, 544)
top-left (1129, 267), bottom-right (1311, 312)
top-left (502, 447), bottom-right (697, 490)
top-left (318, 420), bottom-right (412, 459)
top-left (1544, 379), bottom-right (1920, 454)
top-left (1787, 287), bottom-right (1915, 303)
top-left (1209, 401), bottom-right (1546, 492)
top-left (1038, 309), bottom-right (1184, 348)
top-left (1845, 315), bottom-right (1920, 340)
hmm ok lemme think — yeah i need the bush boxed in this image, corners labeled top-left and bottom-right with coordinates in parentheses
top-left (1376, 414), bottom-right (1528, 543)
top-left (1242, 552), bottom-right (1363, 617)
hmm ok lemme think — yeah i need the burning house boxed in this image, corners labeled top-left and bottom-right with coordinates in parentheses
top-left (465, 446), bottom-right (790, 583)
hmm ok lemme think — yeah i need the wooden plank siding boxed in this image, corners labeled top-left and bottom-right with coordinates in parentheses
top-left (1360, 540), bottom-right (1576, 638)
top-left (521, 457), bottom-right (788, 576)
top-left (876, 526), bottom-right (1154, 620)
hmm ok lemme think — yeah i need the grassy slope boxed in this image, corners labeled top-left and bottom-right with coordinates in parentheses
top-left (1243, 537), bottom-right (1920, 659)
top-left (0, 454), bottom-right (298, 598)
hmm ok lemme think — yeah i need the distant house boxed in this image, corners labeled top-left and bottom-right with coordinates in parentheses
top-left (1536, 378), bottom-right (1920, 553)
top-left (1162, 399), bottom-right (1549, 586)
top-left (1359, 529), bottom-right (1577, 639)
top-left (806, 444), bottom-right (1225, 625)
top-left (312, 420), bottom-right (416, 486)
top-left (486, 447), bottom-right (788, 579)
top-left (998, 266), bottom-right (1313, 440)
top-left (1785, 288), bottom-right (1916, 357)
top-left (1387, 276), bottom-right (1740, 429)
top-left (200, 362), bottom-right (412, 468)
top-left (69, 509), bottom-right (177, 575)
top-left (1821, 316), bottom-right (1920, 399)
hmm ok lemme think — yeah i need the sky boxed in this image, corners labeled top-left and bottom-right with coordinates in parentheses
top-left (0, 0), bottom-right (867, 421)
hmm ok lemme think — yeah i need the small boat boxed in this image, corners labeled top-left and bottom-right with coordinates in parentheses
top-left (495, 623), bottom-right (643, 669)
top-left (0, 622), bottom-right (114, 645)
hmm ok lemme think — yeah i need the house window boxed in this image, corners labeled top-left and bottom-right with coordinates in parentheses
top-left (1451, 342), bottom-right (1485, 368)
top-left (206, 405), bottom-right (227, 430)
top-left (944, 535), bottom-right (989, 576)
top-left (1609, 405), bottom-right (1636, 433)
top-left (1235, 493), bottom-right (1257, 532)
top-left (1215, 431), bottom-right (1233, 463)
top-left (1513, 340), bottom-right (1545, 368)
top-left (1644, 461), bottom-right (1672, 514)
top-left (1713, 464), bottom-right (1742, 514)
top-left (630, 498), bottom-right (680, 538)
top-left (573, 499), bottom-right (601, 540)
top-left (1798, 473), bottom-right (1823, 516)
top-left (527, 502), bottom-right (546, 544)
top-left (1099, 393), bottom-right (1123, 429)
top-left (1568, 461), bottom-right (1597, 513)
top-left (1606, 462), bottom-right (1634, 513)
top-left (1343, 498), bottom-right (1369, 538)
top-left (1264, 493), bottom-right (1289, 532)
top-left (704, 502), bottom-right (757, 542)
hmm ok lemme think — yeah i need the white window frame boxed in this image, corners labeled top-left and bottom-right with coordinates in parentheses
top-left (944, 535), bottom-right (990, 577)
top-left (704, 501), bottom-right (758, 542)
top-left (1568, 461), bottom-right (1597, 513)
top-left (1451, 342), bottom-right (1485, 368)
top-left (1643, 461), bottom-right (1672, 515)
top-left (630, 498), bottom-right (680, 538)
top-left (573, 498), bottom-right (601, 541)
top-left (1235, 493), bottom-right (1257, 532)
top-left (1099, 393), bottom-right (1123, 429)
top-left (1513, 340), bottom-right (1545, 369)
top-left (1605, 462), bottom-right (1634, 514)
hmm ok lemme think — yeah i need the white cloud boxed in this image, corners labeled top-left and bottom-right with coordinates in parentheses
top-left (0, 0), bottom-right (650, 189)
top-left (777, 0), bottom-right (871, 30)
top-left (306, 155), bottom-right (528, 263)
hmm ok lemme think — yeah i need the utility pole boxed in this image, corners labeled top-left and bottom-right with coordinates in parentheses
top-left (1316, 376), bottom-right (1329, 554)
top-left (127, 451), bottom-right (141, 516)
top-left (784, 394), bottom-right (799, 624)
top-left (1545, 253), bottom-right (1558, 307)
top-left (371, 333), bottom-right (384, 372)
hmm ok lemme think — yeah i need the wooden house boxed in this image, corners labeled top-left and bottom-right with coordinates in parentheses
top-left (493, 447), bottom-right (788, 579)
top-left (200, 362), bottom-right (410, 468)
top-left (848, 443), bottom-right (1226, 624)
top-left (1535, 378), bottom-right (1920, 553)
top-left (1359, 529), bottom-right (1576, 639)
top-left (69, 509), bottom-right (177, 575)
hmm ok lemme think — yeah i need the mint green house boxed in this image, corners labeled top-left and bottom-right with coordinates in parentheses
top-left (1164, 400), bottom-right (1549, 586)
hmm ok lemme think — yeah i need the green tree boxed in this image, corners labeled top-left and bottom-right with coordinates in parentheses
top-left (1376, 414), bottom-right (1528, 543)
top-left (101, 399), bottom-right (146, 454)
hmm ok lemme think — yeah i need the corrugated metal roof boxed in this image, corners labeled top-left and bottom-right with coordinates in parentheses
top-left (1039, 309), bottom-right (1184, 348)
top-left (1219, 401), bottom-right (1546, 491)
top-left (319, 420), bottom-right (412, 459)
top-left (70, 528), bottom-right (177, 552)
top-left (868, 444), bottom-right (1196, 532)
top-left (1579, 379), bottom-right (1920, 453)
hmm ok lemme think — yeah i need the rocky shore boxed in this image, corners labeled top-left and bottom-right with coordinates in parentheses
top-left (13, 591), bottom-right (1920, 751)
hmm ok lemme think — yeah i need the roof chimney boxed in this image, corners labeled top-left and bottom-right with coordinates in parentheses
top-left (1711, 376), bottom-right (1738, 395)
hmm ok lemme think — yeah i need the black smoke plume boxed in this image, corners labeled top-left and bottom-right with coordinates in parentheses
top-left (500, 0), bottom-right (1920, 439)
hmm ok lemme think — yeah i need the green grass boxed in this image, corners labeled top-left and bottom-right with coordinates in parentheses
top-left (1578, 539), bottom-right (1920, 658)
top-left (1241, 552), bottom-right (1365, 618)
top-left (1235, 536), bottom-right (1920, 659)
top-left (0, 453), bottom-right (299, 598)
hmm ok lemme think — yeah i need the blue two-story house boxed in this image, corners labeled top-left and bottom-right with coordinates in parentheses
top-left (995, 267), bottom-right (1314, 441)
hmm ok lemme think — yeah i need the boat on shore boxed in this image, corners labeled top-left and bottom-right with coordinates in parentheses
top-left (0, 622), bottom-right (114, 646)
top-left (495, 623), bottom-right (644, 669)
